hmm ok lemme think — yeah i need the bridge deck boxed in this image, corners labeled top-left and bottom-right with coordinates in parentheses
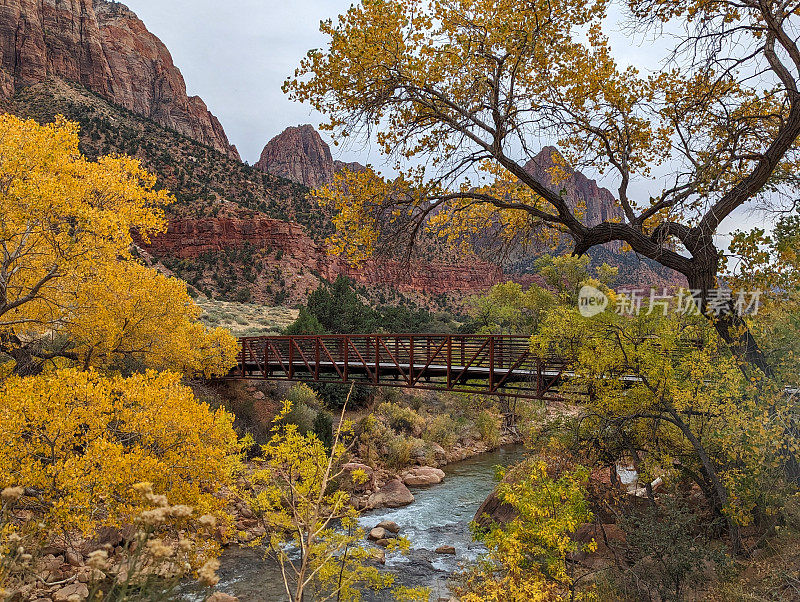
top-left (228, 334), bottom-right (569, 399)
top-left (228, 334), bottom-right (797, 400)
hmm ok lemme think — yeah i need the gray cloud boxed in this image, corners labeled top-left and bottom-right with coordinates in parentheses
top-left (125, 0), bottom-right (359, 164)
top-left (123, 0), bottom-right (766, 237)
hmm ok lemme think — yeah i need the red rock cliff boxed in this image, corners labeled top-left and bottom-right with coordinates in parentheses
top-left (141, 212), bottom-right (507, 296)
top-left (0, 0), bottom-right (239, 159)
top-left (255, 125), bottom-right (335, 188)
top-left (524, 147), bottom-right (623, 227)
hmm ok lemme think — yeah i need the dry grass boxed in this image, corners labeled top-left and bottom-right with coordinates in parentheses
top-left (197, 299), bottom-right (298, 337)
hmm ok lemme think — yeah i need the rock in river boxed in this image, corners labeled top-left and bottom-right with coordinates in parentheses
top-left (403, 466), bottom-right (445, 487)
top-left (367, 479), bottom-right (414, 509)
top-left (368, 527), bottom-right (388, 541)
top-left (376, 520), bottom-right (400, 534)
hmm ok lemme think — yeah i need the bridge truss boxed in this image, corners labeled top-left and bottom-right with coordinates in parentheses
top-left (230, 334), bottom-right (569, 400)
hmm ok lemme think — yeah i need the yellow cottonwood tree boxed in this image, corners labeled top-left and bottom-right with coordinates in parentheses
top-left (246, 398), bottom-right (403, 601)
top-left (0, 369), bottom-right (239, 534)
top-left (530, 309), bottom-right (791, 552)
top-left (457, 461), bottom-right (596, 602)
top-left (66, 261), bottom-right (237, 376)
top-left (287, 0), bottom-right (800, 376)
top-left (0, 114), bottom-right (237, 377)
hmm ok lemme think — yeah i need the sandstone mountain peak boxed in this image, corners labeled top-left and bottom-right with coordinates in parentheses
top-left (0, 0), bottom-right (239, 160)
top-left (524, 147), bottom-right (623, 227)
top-left (255, 125), bottom-right (334, 188)
top-left (255, 124), bottom-right (367, 188)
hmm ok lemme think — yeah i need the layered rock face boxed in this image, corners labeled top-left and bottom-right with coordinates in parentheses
top-left (255, 124), bottom-right (367, 187)
top-left (140, 212), bottom-right (507, 297)
top-left (0, 0), bottom-right (239, 159)
top-left (524, 147), bottom-right (623, 227)
top-left (255, 124), bottom-right (335, 187)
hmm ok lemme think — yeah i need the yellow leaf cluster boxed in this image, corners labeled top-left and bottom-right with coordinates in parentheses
top-left (531, 308), bottom-right (793, 526)
top-left (456, 461), bottom-right (596, 601)
top-left (66, 261), bottom-right (238, 376)
top-left (245, 399), bottom-right (399, 600)
top-left (0, 369), bottom-right (239, 534)
top-left (0, 113), bottom-right (237, 377)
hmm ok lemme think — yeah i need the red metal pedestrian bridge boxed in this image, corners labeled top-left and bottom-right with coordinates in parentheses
top-left (228, 334), bottom-right (569, 400)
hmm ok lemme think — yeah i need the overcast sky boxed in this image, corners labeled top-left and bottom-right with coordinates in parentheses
top-left (124, 0), bottom-right (664, 165)
top-left (122, 0), bottom-right (763, 238)
top-left (124, 0), bottom-right (371, 165)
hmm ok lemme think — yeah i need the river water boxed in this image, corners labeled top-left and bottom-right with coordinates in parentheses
top-left (201, 445), bottom-right (528, 601)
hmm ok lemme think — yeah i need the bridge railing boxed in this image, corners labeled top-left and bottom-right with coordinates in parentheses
top-left (233, 334), bottom-right (569, 399)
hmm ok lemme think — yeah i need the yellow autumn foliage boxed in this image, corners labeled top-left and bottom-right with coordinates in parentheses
top-left (531, 308), bottom-right (793, 541)
top-left (245, 399), bottom-right (403, 601)
top-left (0, 368), bottom-right (239, 534)
top-left (65, 261), bottom-right (238, 377)
top-left (0, 113), bottom-right (237, 377)
top-left (288, 0), bottom-right (800, 383)
top-left (0, 114), bottom-right (243, 545)
top-left (456, 461), bottom-right (596, 601)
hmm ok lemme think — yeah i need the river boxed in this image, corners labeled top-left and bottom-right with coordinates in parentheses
top-left (198, 444), bottom-right (528, 601)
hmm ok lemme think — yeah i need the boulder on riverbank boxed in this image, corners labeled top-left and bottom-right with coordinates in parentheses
top-left (474, 488), bottom-right (517, 529)
top-left (376, 520), bottom-right (400, 534)
top-left (402, 466), bottom-right (445, 487)
top-left (367, 479), bottom-right (414, 508)
top-left (340, 462), bottom-right (375, 493)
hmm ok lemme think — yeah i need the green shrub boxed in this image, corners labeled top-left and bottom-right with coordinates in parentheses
top-left (378, 402), bottom-right (424, 436)
top-left (386, 435), bottom-right (415, 469)
top-left (423, 414), bottom-right (459, 449)
top-left (286, 383), bottom-right (322, 411)
top-left (313, 410), bottom-right (334, 449)
top-left (357, 414), bottom-right (390, 465)
top-left (282, 401), bottom-right (317, 435)
top-left (233, 288), bottom-right (251, 303)
top-left (475, 409), bottom-right (501, 447)
top-left (377, 387), bottom-right (401, 404)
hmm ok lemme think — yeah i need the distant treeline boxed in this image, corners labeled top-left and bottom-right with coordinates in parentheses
top-left (286, 275), bottom-right (468, 335)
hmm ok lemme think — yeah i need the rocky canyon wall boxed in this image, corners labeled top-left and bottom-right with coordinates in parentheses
top-left (0, 0), bottom-right (239, 159)
top-left (255, 124), bottom-right (367, 187)
top-left (139, 211), bottom-right (508, 296)
top-left (524, 147), bottom-right (624, 227)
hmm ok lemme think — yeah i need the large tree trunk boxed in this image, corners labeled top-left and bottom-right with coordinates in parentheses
top-left (668, 408), bottom-right (743, 553)
top-left (710, 314), bottom-right (775, 378)
top-left (0, 334), bottom-right (45, 377)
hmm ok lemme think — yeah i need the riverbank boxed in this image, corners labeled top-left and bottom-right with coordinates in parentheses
top-left (195, 445), bottom-right (529, 602)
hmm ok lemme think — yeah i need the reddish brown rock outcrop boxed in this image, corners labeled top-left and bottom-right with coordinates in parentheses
top-left (255, 124), bottom-right (368, 187)
top-left (0, 0), bottom-right (239, 159)
top-left (334, 159), bottom-right (368, 175)
top-left (255, 125), bottom-right (334, 187)
top-left (139, 211), bottom-right (508, 297)
top-left (474, 488), bottom-right (517, 528)
top-left (524, 147), bottom-right (623, 227)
